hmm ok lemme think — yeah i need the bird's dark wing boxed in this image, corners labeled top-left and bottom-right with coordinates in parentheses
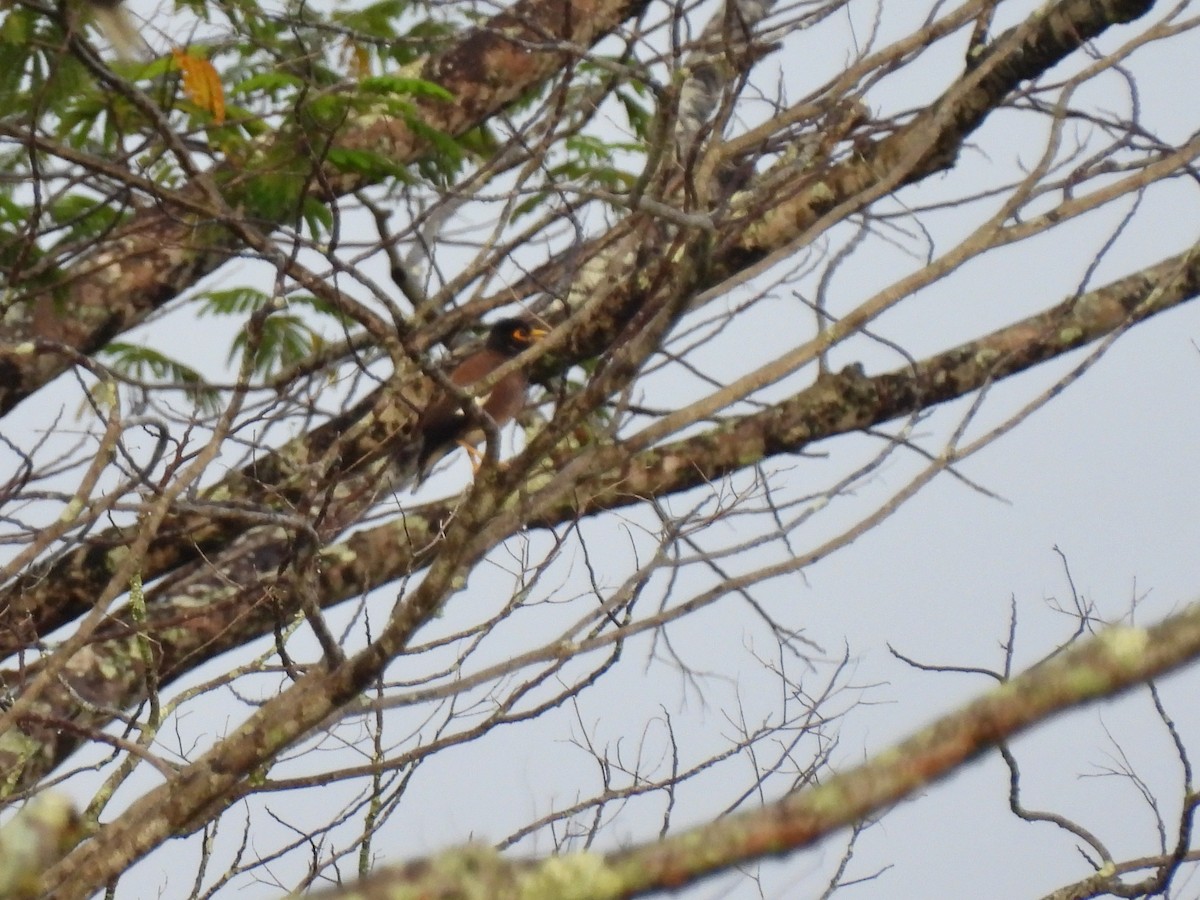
top-left (415, 349), bottom-right (508, 479)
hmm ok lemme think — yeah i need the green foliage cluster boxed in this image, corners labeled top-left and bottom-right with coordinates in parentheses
top-left (99, 287), bottom-right (341, 412)
top-left (199, 288), bottom-right (337, 379)
top-left (2, 0), bottom-right (653, 409)
top-left (102, 342), bottom-right (221, 413)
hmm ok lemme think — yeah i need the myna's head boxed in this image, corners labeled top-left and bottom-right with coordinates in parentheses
top-left (485, 318), bottom-right (549, 356)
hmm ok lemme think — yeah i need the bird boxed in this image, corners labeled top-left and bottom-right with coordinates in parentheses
top-left (415, 317), bottom-right (549, 481)
top-left (86, 0), bottom-right (147, 61)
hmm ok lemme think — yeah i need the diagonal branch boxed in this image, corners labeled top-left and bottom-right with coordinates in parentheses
top-left (35, 209), bottom-right (712, 900)
top-left (0, 0), bottom-right (1160, 656)
top-left (303, 602), bottom-right (1200, 898)
top-left (2, 238), bottom-right (1194, 799)
top-left (0, 0), bottom-right (653, 414)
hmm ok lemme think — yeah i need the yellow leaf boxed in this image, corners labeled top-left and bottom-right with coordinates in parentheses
top-left (171, 48), bottom-right (226, 125)
top-left (340, 38), bottom-right (372, 80)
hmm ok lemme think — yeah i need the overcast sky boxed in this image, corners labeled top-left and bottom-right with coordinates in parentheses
top-left (7, 0), bottom-right (1200, 897)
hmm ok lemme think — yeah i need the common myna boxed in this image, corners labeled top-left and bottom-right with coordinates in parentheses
top-left (415, 317), bottom-right (549, 481)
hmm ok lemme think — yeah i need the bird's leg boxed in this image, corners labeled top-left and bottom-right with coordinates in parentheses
top-left (457, 441), bottom-right (485, 474)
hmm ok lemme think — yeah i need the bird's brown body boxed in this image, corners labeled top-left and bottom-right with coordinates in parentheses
top-left (415, 318), bottom-right (548, 480)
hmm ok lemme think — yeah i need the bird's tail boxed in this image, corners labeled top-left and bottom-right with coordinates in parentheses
top-left (92, 4), bottom-right (148, 61)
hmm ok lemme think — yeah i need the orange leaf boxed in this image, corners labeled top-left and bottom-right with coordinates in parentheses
top-left (171, 48), bottom-right (226, 125)
top-left (340, 38), bottom-right (372, 80)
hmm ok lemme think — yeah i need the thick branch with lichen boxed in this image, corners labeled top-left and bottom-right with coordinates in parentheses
top-left (0, 0), bottom-right (1162, 655)
top-left (0, 0), bottom-right (653, 414)
top-left (2, 238), bottom-right (1195, 799)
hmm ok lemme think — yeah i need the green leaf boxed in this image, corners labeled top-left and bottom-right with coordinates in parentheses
top-left (286, 294), bottom-right (351, 324)
top-left (511, 191), bottom-right (550, 220)
top-left (301, 196), bottom-right (334, 240)
top-left (359, 75), bottom-right (453, 102)
top-left (102, 342), bottom-right (222, 414)
top-left (0, 185), bottom-right (24, 217)
top-left (0, 7), bottom-right (32, 43)
top-left (199, 287), bottom-right (272, 316)
top-left (403, 115), bottom-right (465, 184)
top-left (456, 125), bottom-right (499, 160)
top-left (302, 92), bottom-right (352, 130)
top-left (47, 194), bottom-right (126, 244)
top-left (330, 0), bottom-right (408, 38)
top-left (231, 71), bottom-right (304, 98)
top-left (230, 314), bottom-right (320, 376)
top-left (324, 147), bottom-right (408, 180)
top-left (239, 169), bottom-right (307, 221)
top-left (0, 14), bottom-right (32, 112)
top-left (618, 89), bottom-right (654, 140)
